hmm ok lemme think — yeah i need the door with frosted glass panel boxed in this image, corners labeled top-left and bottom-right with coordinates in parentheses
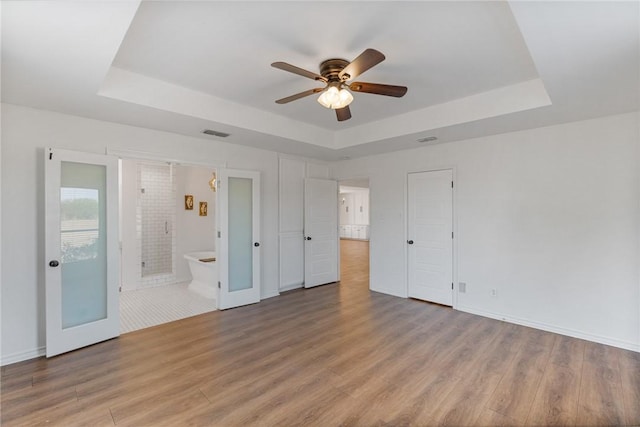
top-left (45, 149), bottom-right (120, 357)
top-left (217, 169), bottom-right (261, 309)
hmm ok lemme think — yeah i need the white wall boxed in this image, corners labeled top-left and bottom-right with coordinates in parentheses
top-left (2, 103), bottom-right (638, 364)
top-left (333, 112), bottom-right (640, 351)
top-left (1, 103), bottom-right (280, 364)
top-left (120, 158), bottom-right (138, 291)
top-left (174, 164), bottom-right (217, 283)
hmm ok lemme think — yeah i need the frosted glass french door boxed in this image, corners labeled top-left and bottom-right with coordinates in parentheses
top-left (217, 169), bottom-right (261, 309)
top-left (45, 149), bottom-right (120, 357)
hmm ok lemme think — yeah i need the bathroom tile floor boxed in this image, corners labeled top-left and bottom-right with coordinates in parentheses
top-left (120, 283), bottom-right (217, 334)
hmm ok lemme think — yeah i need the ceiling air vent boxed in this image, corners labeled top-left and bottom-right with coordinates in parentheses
top-left (202, 129), bottom-right (230, 138)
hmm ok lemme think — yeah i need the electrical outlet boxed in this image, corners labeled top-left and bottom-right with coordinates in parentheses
top-left (490, 288), bottom-right (497, 297)
top-left (459, 282), bottom-right (467, 293)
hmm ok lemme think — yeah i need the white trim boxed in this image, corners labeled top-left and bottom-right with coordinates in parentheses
top-left (279, 283), bottom-right (303, 293)
top-left (458, 304), bottom-right (640, 353)
top-left (277, 152), bottom-right (329, 165)
top-left (370, 286), bottom-right (406, 299)
top-left (1, 347), bottom-right (46, 367)
top-left (261, 290), bottom-right (281, 300)
top-left (106, 147), bottom-right (227, 169)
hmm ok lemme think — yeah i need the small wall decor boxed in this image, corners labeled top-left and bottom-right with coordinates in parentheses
top-left (185, 195), bottom-right (194, 210)
top-left (199, 201), bottom-right (208, 216)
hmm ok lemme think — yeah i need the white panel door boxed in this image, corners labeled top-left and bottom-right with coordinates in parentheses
top-left (45, 148), bottom-right (120, 357)
top-left (304, 178), bottom-right (338, 288)
top-left (218, 169), bottom-right (261, 309)
top-left (407, 170), bottom-right (453, 306)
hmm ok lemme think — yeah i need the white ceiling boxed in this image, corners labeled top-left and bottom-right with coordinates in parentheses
top-left (2, 1), bottom-right (638, 161)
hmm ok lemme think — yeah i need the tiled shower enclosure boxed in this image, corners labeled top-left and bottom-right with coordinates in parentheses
top-left (137, 162), bottom-right (176, 286)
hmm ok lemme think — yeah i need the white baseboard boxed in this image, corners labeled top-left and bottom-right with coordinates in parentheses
top-left (370, 286), bottom-right (406, 299)
top-left (261, 290), bottom-right (280, 300)
top-left (457, 304), bottom-right (640, 353)
top-left (1, 346), bottom-right (45, 366)
top-left (279, 283), bottom-right (303, 292)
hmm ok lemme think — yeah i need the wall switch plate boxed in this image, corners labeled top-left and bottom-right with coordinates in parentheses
top-left (459, 282), bottom-right (467, 293)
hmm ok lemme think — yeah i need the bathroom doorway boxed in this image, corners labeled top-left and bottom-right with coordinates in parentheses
top-left (118, 158), bottom-right (219, 333)
top-left (338, 178), bottom-right (370, 290)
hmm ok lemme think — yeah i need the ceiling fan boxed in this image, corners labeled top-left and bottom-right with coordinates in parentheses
top-left (271, 48), bottom-right (407, 122)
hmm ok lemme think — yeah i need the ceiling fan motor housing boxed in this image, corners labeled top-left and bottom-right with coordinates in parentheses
top-left (320, 58), bottom-right (350, 82)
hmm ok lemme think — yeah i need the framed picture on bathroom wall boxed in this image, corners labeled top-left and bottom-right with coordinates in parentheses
top-left (199, 201), bottom-right (208, 216)
top-left (185, 195), bottom-right (194, 210)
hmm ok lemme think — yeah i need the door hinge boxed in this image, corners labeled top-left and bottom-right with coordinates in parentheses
top-left (451, 181), bottom-right (453, 188)
top-left (217, 231), bottom-right (221, 238)
top-left (451, 231), bottom-right (454, 239)
top-left (218, 281), bottom-right (221, 289)
top-left (451, 283), bottom-right (454, 290)
top-left (119, 286), bottom-right (122, 292)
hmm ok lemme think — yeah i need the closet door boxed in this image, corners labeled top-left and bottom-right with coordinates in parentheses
top-left (407, 170), bottom-right (453, 306)
top-left (304, 178), bottom-right (338, 288)
top-left (45, 148), bottom-right (120, 357)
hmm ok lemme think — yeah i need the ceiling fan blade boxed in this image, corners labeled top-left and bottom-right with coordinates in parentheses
top-left (349, 82), bottom-right (408, 97)
top-left (275, 88), bottom-right (324, 104)
top-left (339, 49), bottom-right (385, 81)
top-left (271, 62), bottom-right (328, 83)
top-left (336, 106), bottom-right (352, 121)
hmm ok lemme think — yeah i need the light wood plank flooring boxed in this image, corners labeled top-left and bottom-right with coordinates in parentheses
top-left (2, 239), bottom-right (639, 426)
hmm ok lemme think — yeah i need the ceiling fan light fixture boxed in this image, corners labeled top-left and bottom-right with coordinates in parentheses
top-left (317, 85), bottom-right (353, 109)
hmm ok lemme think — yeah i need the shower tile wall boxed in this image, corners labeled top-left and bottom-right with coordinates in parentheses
top-left (136, 162), bottom-right (177, 287)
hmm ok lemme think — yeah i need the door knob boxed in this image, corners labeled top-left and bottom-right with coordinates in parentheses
top-left (49, 260), bottom-right (60, 267)
top-left (306, 237), bottom-right (312, 241)
top-left (407, 240), bottom-right (414, 245)
top-left (254, 242), bottom-right (260, 247)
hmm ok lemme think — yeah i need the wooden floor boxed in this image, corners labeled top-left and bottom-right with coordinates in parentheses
top-left (2, 239), bottom-right (639, 426)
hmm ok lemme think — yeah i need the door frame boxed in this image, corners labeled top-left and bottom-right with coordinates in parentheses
top-left (405, 167), bottom-right (458, 309)
top-left (337, 177), bottom-right (372, 291)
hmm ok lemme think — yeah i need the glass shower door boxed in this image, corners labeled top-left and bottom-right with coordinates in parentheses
top-left (45, 149), bottom-right (120, 357)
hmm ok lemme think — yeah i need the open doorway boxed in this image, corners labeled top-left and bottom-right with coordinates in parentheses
top-left (118, 158), bottom-right (218, 333)
top-left (338, 179), bottom-right (370, 289)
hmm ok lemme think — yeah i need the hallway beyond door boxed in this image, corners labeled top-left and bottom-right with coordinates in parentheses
top-left (340, 239), bottom-right (369, 288)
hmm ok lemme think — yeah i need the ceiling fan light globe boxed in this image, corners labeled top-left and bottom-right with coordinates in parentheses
top-left (317, 87), bottom-right (354, 109)
top-left (337, 88), bottom-right (353, 107)
top-left (318, 86), bottom-right (340, 108)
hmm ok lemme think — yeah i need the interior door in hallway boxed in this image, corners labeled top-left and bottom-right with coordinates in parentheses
top-left (407, 169), bottom-right (453, 306)
top-left (45, 148), bottom-right (120, 357)
top-left (304, 178), bottom-right (338, 288)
